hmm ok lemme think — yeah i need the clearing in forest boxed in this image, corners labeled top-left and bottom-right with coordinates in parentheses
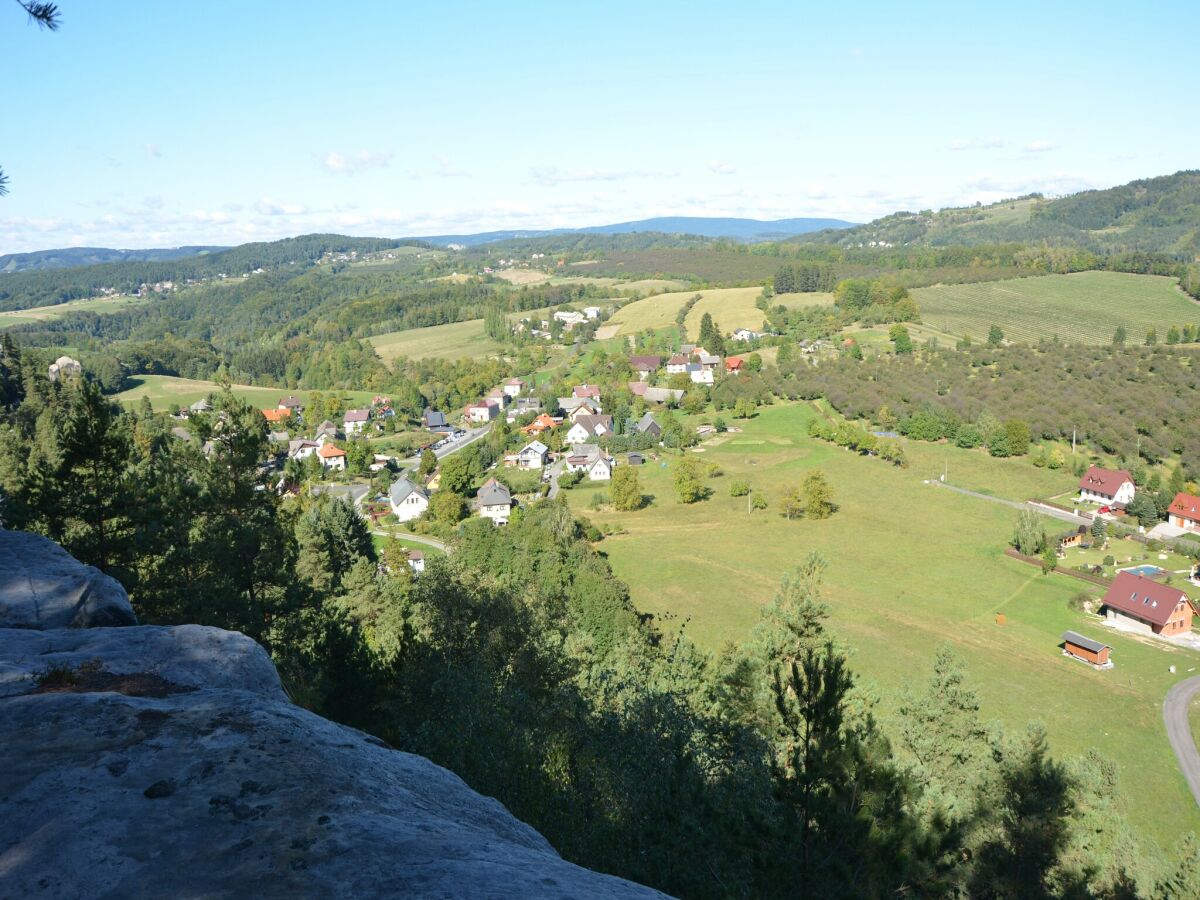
top-left (607, 287), bottom-right (764, 337)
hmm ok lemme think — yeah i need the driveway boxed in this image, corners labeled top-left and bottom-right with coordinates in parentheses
top-left (369, 529), bottom-right (448, 554)
top-left (926, 480), bottom-right (1092, 527)
top-left (546, 458), bottom-right (566, 499)
top-left (1164, 676), bottom-right (1200, 807)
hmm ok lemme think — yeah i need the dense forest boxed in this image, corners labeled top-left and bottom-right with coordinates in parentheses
top-left (1, 344), bottom-right (1197, 898)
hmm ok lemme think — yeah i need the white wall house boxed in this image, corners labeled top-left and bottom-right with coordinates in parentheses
top-left (343, 409), bottom-right (370, 434)
top-left (477, 478), bottom-right (513, 525)
top-left (1078, 466), bottom-right (1135, 505)
top-left (389, 477), bottom-right (431, 522)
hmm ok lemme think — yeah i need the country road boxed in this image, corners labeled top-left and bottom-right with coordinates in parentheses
top-left (925, 479), bottom-right (1093, 527)
top-left (1164, 676), bottom-right (1200, 808)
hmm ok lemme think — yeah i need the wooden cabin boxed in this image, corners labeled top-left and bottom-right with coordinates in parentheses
top-left (1061, 630), bottom-right (1112, 668)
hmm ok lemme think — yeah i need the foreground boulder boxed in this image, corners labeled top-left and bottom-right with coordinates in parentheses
top-left (0, 531), bottom-right (664, 898)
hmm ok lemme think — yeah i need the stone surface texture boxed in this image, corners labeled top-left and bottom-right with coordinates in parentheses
top-left (0, 530), bottom-right (665, 899)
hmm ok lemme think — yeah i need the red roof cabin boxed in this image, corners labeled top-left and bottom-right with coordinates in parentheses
top-left (1167, 492), bottom-right (1200, 532)
top-left (1060, 630), bottom-right (1112, 668)
top-left (725, 355), bottom-right (745, 374)
top-left (1078, 466), bottom-right (1134, 506)
top-left (1101, 572), bottom-right (1194, 637)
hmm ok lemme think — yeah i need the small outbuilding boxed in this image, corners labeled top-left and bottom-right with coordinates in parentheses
top-left (1060, 630), bottom-right (1112, 668)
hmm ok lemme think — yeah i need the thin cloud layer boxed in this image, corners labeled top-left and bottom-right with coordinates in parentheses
top-left (319, 150), bottom-right (393, 175)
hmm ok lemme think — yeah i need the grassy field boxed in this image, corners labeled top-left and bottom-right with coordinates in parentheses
top-left (562, 401), bottom-right (1200, 848)
top-left (775, 291), bottom-right (835, 310)
top-left (112, 375), bottom-right (376, 412)
top-left (0, 294), bottom-right (151, 326)
top-left (607, 287), bottom-right (764, 337)
top-left (913, 272), bottom-right (1198, 345)
top-left (370, 319), bottom-right (503, 363)
top-left (371, 534), bottom-right (445, 558)
top-left (682, 287), bottom-right (767, 337)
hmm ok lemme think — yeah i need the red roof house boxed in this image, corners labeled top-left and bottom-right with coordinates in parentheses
top-left (725, 355), bottom-right (745, 373)
top-left (1101, 572), bottom-right (1194, 636)
top-left (572, 384), bottom-right (602, 400)
top-left (1078, 466), bottom-right (1134, 505)
top-left (261, 408), bottom-right (290, 424)
top-left (1167, 492), bottom-right (1200, 530)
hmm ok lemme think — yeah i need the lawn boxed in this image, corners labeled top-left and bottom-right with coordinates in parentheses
top-left (371, 533), bottom-right (445, 558)
top-left (563, 401), bottom-right (1200, 849)
top-left (0, 294), bottom-right (151, 323)
top-left (606, 287), bottom-right (764, 337)
top-left (912, 271), bottom-right (1198, 345)
top-left (112, 375), bottom-right (376, 412)
top-left (370, 319), bottom-right (504, 363)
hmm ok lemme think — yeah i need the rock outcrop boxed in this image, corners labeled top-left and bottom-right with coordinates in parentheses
top-left (0, 530), bottom-right (664, 899)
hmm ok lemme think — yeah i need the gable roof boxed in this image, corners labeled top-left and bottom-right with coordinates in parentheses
top-left (1101, 572), bottom-right (1191, 627)
top-left (478, 477), bottom-right (511, 506)
top-left (725, 355), bottom-right (745, 371)
top-left (635, 412), bottom-right (659, 433)
top-left (262, 408), bottom-right (290, 423)
top-left (317, 443), bottom-right (346, 458)
top-left (519, 440), bottom-right (548, 456)
top-left (278, 395), bottom-right (303, 409)
top-left (389, 477), bottom-right (428, 506)
top-left (422, 409), bottom-right (448, 427)
top-left (1061, 631), bottom-right (1110, 654)
top-left (522, 413), bottom-right (558, 433)
top-left (667, 354), bottom-right (689, 365)
top-left (573, 384), bottom-right (602, 399)
top-left (344, 408), bottom-right (370, 423)
top-left (628, 355), bottom-right (662, 370)
top-left (1168, 492), bottom-right (1200, 523)
top-left (642, 387), bottom-right (684, 404)
top-left (628, 381), bottom-right (648, 396)
top-left (505, 377), bottom-right (525, 386)
top-left (570, 414), bottom-right (612, 434)
top-left (1079, 465), bottom-right (1133, 496)
top-left (566, 443), bottom-right (600, 462)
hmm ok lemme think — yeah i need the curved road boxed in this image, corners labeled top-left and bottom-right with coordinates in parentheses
top-left (1164, 676), bottom-right (1200, 807)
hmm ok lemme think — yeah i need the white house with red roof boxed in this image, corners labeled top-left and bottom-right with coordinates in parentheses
top-left (1167, 492), bottom-right (1200, 532)
top-left (1101, 571), bottom-right (1194, 637)
top-left (1078, 465), bottom-right (1134, 506)
top-left (317, 442), bottom-right (346, 471)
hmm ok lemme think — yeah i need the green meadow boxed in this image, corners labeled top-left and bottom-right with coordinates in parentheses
top-left (607, 287), bottom-right (764, 336)
top-left (913, 271), bottom-right (1198, 345)
top-left (370, 319), bottom-right (503, 363)
top-left (564, 401), bottom-right (1200, 848)
top-left (112, 375), bottom-right (376, 412)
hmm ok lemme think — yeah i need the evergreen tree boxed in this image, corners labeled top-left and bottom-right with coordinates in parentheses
top-left (1112, 325), bottom-right (1127, 347)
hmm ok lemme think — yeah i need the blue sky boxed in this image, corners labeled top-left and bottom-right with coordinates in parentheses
top-left (2, 0), bottom-right (1197, 252)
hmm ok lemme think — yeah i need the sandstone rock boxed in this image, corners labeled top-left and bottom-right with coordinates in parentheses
top-left (0, 530), bottom-right (136, 629)
top-left (0, 531), bottom-right (666, 898)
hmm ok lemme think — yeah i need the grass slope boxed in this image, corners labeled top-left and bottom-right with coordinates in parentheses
top-left (112, 375), bottom-right (375, 412)
top-left (563, 402), bottom-right (1200, 848)
top-left (370, 319), bottom-right (503, 363)
top-left (913, 272), bottom-right (1198, 344)
top-left (607, 287), bottom-right (763, 337)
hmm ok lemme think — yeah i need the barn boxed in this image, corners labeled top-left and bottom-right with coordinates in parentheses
top-left (1060, 631), bottom-right (1112, 668)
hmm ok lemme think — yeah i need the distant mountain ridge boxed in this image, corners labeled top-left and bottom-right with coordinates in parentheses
top-left (0, 245), bottom-right (227, 274)
top-left (417, 216), bottom-right (856, 247)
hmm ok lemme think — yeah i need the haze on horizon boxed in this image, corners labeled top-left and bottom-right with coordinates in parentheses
top-left (2, 0), bottom-right (1198, 254)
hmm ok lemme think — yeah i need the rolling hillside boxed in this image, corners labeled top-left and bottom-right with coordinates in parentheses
top-left (804, 170), bottom-right (1200, 254)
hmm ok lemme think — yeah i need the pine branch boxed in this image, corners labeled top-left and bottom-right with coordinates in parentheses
top-left (17, 1), bottom-right (60, 30)
top-left (0, 168), bottom-right (9, 197)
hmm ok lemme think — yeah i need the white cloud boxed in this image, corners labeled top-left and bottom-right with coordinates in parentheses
top-left (948, 137), bottom-right (1005, 151)
top-left (1023, 140), bottom-right (1056, 153)
top-left (255, 197), bottom-right (308, 216)
top-left (708, 160), bottom-right (737, 175)
top-left (143, 143), bottom-right (162, 158)
top-left (529, 166), bottom-right (678, 187)
top-left (319, 150), bottom-right (393, 175)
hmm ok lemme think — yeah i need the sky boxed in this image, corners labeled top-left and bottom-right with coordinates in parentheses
top-left (2, 0), bottom-right (1197, 253)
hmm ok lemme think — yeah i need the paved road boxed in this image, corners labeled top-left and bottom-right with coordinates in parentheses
top-left (1164, 676), bottom-right (1200, 808)
top-left (926, 480), bottom-right (1092, 526)
top-left (401, 424), bottom-right (491, 467)
top-left (546, 458), bottom-right (566, 499)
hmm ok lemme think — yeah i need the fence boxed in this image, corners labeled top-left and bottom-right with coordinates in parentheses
top-left (1004, 547), bottom-right (1112, 588)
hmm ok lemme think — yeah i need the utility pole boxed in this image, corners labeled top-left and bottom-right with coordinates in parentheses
top-left (1071, 428), bottom-right (1076, 455)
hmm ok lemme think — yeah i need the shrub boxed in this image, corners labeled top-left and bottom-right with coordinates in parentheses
top-left (730, 480), bottom-right (750, 497)
top-left (1103, 555), bottom-right (1115, 567)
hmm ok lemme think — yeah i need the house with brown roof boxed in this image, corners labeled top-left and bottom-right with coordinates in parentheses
top-left (277, 396), bottom-right (303, 412)
top-left (1078, 466), bottom-right (1135, 506)
top-left (725, 355), bottom-right (745, 374)
top-left (1167, 492), bottom-right (1200, 532)
top-left (521, 413), bottom-right (558, 436)
top-left (343, 408), bottom-right (371, 434)
top-left (466, 400), bottom-right (500, 424)
top-left (503, 377), bottom-right (526, 398)
top-left (1101, 572), bottom-right (1194, 637)
top-left (262, 408), bottom-right (290, 425)
top-left (628, 355), bottom-right (662, 380)
top-left (666, 354), bottom-right (690, 374)
top-left (572, 384), bottom-right (602, 401)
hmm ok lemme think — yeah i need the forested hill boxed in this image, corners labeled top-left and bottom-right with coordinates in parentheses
top-left (801, 170), bottom-right (1200, 255)
top-left (0, 245), bottom-right (227, 274)
top-left (0, 234), bottom-right (423, 311)
top-left (419, 216), bottom-right (855, 247)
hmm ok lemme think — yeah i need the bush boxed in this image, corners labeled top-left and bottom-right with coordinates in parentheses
top-left (730, 480), bottom-right (750, 497)
top-left (1103, 555), bottom-right (1115, 567)
top-left (705, 462), bottom-right (723, 478)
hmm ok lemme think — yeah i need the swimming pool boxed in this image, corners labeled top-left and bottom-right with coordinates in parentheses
top-left (1121, 564), bottom-right (1166, 577)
